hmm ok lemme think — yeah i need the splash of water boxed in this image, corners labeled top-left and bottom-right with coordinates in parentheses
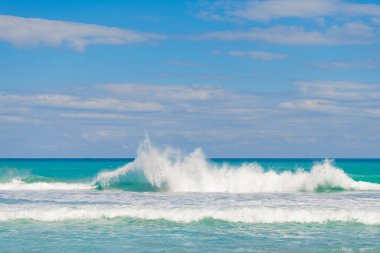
top-left (94, 138), bottom-right (380, 193)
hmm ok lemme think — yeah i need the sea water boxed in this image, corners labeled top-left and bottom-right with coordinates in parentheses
top-left (0, 139), bottom-right (379, 252)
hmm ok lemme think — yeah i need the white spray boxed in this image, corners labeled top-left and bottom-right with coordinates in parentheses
top-left (95, 138), bottom-right (380, 193)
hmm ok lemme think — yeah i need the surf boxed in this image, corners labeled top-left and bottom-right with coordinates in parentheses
top-left (1, 138), bottom-right (379, 193)
top-left (0, 178), bottom-right (92, 191)
top-left (93, 138), bottom-right (380, 193)
top-left (1, 205), bottom-right (379, 225)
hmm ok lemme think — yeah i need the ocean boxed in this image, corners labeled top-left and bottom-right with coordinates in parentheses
top-left (0, 139), bottom-right (379, 253)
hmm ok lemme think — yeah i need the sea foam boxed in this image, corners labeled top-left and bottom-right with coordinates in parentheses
top-left (0, 178), bottom-right (92, 191)
top-left (1, 205), bottom-right (379, 225)
top-left (95, 138), bottom-right (380, 193)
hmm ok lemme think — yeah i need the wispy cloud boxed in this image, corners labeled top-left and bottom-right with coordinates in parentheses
top-left (214, 50), bottom-right (288, 60)
top-left (60, 112), bottom-right (130, 121)
top-left (0, 114), bottom-right (24, 123)
top-left (81, 130), bottom-right (128, 142)
top-left (314, 60), bottom-right (377, 69)
top-left (0, 94), bottom-right (165, 112)
top-left (279, 99), bottom-right (344, 112)
top-left (0, 15), bottom-right (164, 51)
top-left (1, 80), bottom-right (379, 157)
top-left (203, 0), bottom-right (380, 22)
top-left (365, 109), bottom-right (380, 116)
top-left (298, 81), bottom-right (380, 100)
top-left (278, 81), bottom-right (380, 116)
top-left (167, 60), bottom-right (211, 68)
top-left (0, 83), bottom-right (261, 132)
top-left (196, 22), bottom-right (375, 45)
top-left (101, 83), bottom-right (224, 100)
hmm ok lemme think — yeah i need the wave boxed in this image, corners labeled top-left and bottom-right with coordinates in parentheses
top-left (94, 138), bottom-right (380, 193)
top-left (0, 178), bottom-right (92, 191)
top-left (1, 205), bottom-right (379, 225)
top-left (1, 138), bottom-right (379, 193)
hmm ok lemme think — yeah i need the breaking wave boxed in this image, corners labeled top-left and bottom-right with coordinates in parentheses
top-left (1, 205), bottom-right (380, 225)
top-left (94, 138), bottom-right (380, 193)
top-left (0, 178), bottom-right (92, 191)
top-left (1, 138), bottom-right (379, 193)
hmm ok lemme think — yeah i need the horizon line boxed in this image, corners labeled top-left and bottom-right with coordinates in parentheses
top-left (0, 157), bottom-right (379, 160)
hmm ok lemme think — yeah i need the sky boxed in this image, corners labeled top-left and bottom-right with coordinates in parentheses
top-left (0, 0), bottom-right (380, 158)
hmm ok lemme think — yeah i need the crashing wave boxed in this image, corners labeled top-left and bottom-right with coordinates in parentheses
top-left (94, 138), bottom-right (380, 193)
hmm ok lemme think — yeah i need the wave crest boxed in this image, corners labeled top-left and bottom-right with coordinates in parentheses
top-left (94, 138), bottom-right (380, 193)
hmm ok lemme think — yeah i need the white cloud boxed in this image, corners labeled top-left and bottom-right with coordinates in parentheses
top-left (197, 22), bottom-right (375, 45)
top-left (216, 0), bottom-right (380, 22)
top-left (2, 81), bottom-right (380, 157)
top-left (216, 50), bottom-right (287, 60)
top-left (0, 114), bottom-right (24, 123)
top-left (278, 81), bottom-right (380, 115)
top-left (81, 130), bottom-right (127, 142)
top-left (0, 15), bottom-right (163, 51)
top-left (167, 60), bottom-right (211, 68)
top-left (60, 112), bottom-right (130, 120)
top-left (197, 1), bottom-right (245, 24)
top-left (101, 83), bottom-right (224, 100)
top-left (298, 81), bottom-right (380, 100)
top-left (314, 60), bottom-right (377, 69)
top-left (0, 94), bottom-right (165, 112)
top-left (365, 109), bottom-right (380, 116)
top-left (279, 99), bottom-right (344, 112)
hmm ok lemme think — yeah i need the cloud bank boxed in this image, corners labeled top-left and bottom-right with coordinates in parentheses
top-left (0, 15), bottom-right (163, 51)
top-left (214, 50), bottom-right (287, 60)
top-left (204, 0), bottom-right (380, 22)
top-left (197, 22), bottom-right (376, 45)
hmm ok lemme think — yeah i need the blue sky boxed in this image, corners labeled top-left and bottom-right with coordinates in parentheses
top-left (0, 0), bottom-right (380, 158)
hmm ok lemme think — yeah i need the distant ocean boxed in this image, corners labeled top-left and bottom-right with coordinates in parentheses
top-left (1, 139), bottom-right (379, 253)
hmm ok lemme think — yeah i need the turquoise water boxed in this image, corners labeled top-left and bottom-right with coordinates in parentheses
top-left (1, 141), bottom-right (380, 252)
top-left (1, 158), bottom-right (379, 186)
